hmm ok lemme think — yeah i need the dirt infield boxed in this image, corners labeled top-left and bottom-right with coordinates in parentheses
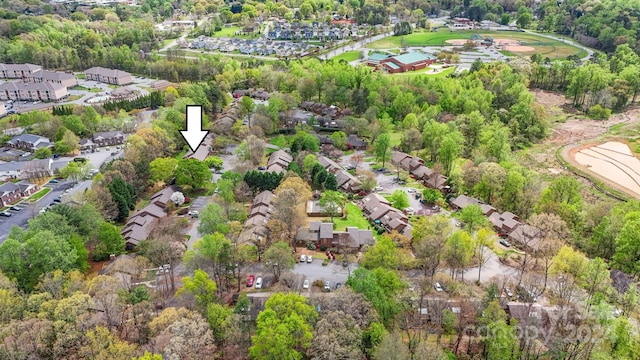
top-left (445, 39), bottom-right (469, 45)
top-left (569, 142), bottom-right (640, 198)
top-left (502, 45), bottom-right (535, 52)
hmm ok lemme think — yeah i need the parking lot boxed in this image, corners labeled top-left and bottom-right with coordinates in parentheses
top-left (292, 259), bottom-right (353, 292)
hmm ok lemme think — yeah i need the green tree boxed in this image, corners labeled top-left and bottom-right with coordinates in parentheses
top-left (445, 230), bottom-right (474, 280)
top-left (250, 293), bottom-right (317, 360)
top-left (347, 268), bottom-right (404, 326)
top-left (34, 147), bottom-right (52, 159)
top-left (149, 157), bottom-right (178, 183)
top-left (175, 158), bottom-right (211, 189)
top-left (329, 131), bottom-right (348, 150)
top-left (439, 130), bottom-right (464, 176)
top-left (388, 189), bottom-right (409, 210)
top-left (55, 129), bottom-right (80, 155)
top-left (241, 96), bottom-right (255, 127)
top-left (93, 222), bottom-right (125, 261)
top-left (319, 190), bottom-right (344, 222)
top-left (374, 133), bottom-right (392, 169)
top-left (263, 241), bottom-right (296, 281)
top-left (198, 203), bottom-right (230, 235)
top-left (422, 120), bottom-right (448, 162)
top-left (324, 173), bottom-right (338, 191)
top-left (613, 212), bottom-right (640, 276)
top-left (459, 204), bottom-right (490, 232)
top-left (177, 269), bottom-right (217, 310)
top-left (361, 235), bottom-right (399, 270)
top-left (536, 175), bottom-right (583, 230)
top-left (204, 156), bottom-right (223, 169)
top-left (412, 215), bottom-right (452, 279)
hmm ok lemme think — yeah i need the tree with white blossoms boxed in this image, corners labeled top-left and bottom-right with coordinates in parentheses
top-left (170, 191), bottom-right (185, 205)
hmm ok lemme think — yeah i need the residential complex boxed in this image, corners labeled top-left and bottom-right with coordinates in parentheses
top-left (0, 63), bottom-right (42, 79)
top-left (25, 70), bottom-right (77, 88)
top-left (84, 67), bottom-right (132, 85)
top-left (6, 134), bottom-right (53, 152)
top-left (0, 81), bottom-right (68, 102)
top-left (0, 180), bottom-right (38, 207)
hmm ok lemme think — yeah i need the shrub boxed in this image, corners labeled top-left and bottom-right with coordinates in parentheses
top-left (587, 104), bottom-right (611, 120)
top-left (322, 259), bottom-right (329, 266)
top-left (307, 243), bottom-right (316, 250)
top-left (184, 197), bottom-right (191, 204)
top-left (319, 245), bottom-right (327, 252)
top-left (312, 279), bottom-right (325, 288)
top-left (177, 208), bottom-right (189, 215)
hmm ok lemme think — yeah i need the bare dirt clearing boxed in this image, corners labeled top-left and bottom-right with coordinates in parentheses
top-left (534, 90), bottom-right (640, 145)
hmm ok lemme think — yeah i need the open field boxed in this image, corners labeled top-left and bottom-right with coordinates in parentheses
top-left (366, 30), bottom-right (584, 59)
top-left (333, 50), bottom-right (362, 62)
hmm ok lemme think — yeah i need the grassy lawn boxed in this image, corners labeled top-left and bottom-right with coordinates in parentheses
top-left (392, 66), bottom-right (456, 79)
top-left (366, 29), bottom-right (584, 59)
top-left (331, 203), bottom-right (370, 231)
top-left (71, 85), bottom-right (88, 91)
top-left (25, 187), bottom-right (52, 202)
top-left (389, 131), bottom-right (402, 147)
top-left (89, 88), bottom-right (103, 93)
top-left (499, 50), bottom-right (515, 57)
top-left (212, 26), bottom-right (242, 37)
top-left (67, 95), bottom-right (83, 101)
top-left (332, 50), bottom-right (362, 62)
top-left (76, 73), bottom-right (85, 79)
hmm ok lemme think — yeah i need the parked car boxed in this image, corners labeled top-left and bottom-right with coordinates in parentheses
top-left (300, 254), bottom-right (307, 263)
top-left (407, 188), bottom-right (416, 193)
top-left (374, 186), bottom-right (383, 192)
top-left (257, 166), bottom-right (266, 170)
top-left (335, 283), bottom-right (342, 290)
top-left (188, 210), bottom-right (199, 218)
top-left (499, 239), bottom-right (511, 247)
top-left (504, 287), bottom-right (514, 298)
top-left (0, 211), bottom-right (12, 217)
top-left (324, 281), bottom-right (331, 292)
top-left (434, 282), bottom-right (444, 292)
top-left (255, 277), bottom-right (263, 289)
top-left (246, 275), bottom-right (255, 287)
top-left (303, 279), bottom-right (310, 289)
top-left (9, 206), bottom-right (20, 211)
top-left (53, 196), bottom-right (62, 203)
top-left (306, 255), bottom-right (312, 263)
top-left (48, 179), bottom-right (59, 184)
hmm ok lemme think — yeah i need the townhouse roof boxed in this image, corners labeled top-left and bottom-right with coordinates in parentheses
top-left (93, 131), bottom-right (124, 140)
top-left (7, 133), bottom-right (51, 146)
top-left (0, 63), bottom-right (42, 72)
top-left (253, 190), bottom-right (274, 206)
top-left (0, 81), bottom-right (65, 93)
top-left (25, 70), bottom-right (75, 82)
top-left (0, 181), bottom-right (19, 195)
top-left (84, 66), bottom-right (131, 78)
top-left (450, 194), bottom-right (483, 209)
top-left (317, 155), bottom-right (342, 172)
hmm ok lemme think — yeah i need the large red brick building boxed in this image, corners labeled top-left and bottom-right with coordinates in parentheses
top-left (366, 52), bottom-right (437, 73)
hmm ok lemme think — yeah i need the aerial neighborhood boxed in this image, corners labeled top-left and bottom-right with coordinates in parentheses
top-left (0, 0), bottom-right (639, 359)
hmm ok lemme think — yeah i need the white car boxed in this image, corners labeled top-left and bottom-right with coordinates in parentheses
top-left (374, 186), bottom-right (383, 192)
top-left (255, 277), bottom-right (263, 289)
top-left (307, 255), bottom-right (312, 263)
top-left (303, 279), bottom-right (310, 289)
top-left (300, 254), bottom-right (307, 263)
top-left (407, 188), bottom-right (416, 193)
top-left (434, 282), bottom-right (444, 292)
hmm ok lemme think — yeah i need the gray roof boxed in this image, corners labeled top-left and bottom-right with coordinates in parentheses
top-left (0, 63), bottom-right (41, 72)
top-left (26, 70), bottom-right (76, 82)
top-left (7, 133), bottom-right (50, 146)
top-left (93, 131), bottom-right (124, 140)
top-left (84, 67), bottom-right (131, 78)
top-left (319, 223), bottom-right (333, 239)
top-left (450, 194), bottom-right (483, 209)
top-left (0, 80), bottom-right (65, 94)
top-left (0, 181), bottom-right (19, 195)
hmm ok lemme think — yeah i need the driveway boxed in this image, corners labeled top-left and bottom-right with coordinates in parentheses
top-left (293, 260), bottom-right (353, 291)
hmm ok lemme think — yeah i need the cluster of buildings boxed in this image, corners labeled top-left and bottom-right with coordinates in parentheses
top-left (0, 180), bottom-right (39, 207)
top-left (360, 192), bottom-right (413, 237)
top-left (366, 52), bottom-right (437, 74)
top-left (212, 99), bottom-right (242, 134)
top-left (0, 64), bottom-right (133, 103)
top-left (391, 151), bottom-right (448, 190)
top-left (448, 17), bottom-right (522, 32)
top-left (79, 131), bottom-right (126, 152)
top-left (84, 67), bottom-right (132, 85)
top-left (316, 155), bottom-right (362, 193)
top-left (295, 221), bottom-right (375, 252)
top-left (238, 190), bottom-right (274, 245)
top-left (450, 194), bottom-right (542, 251)
top-left (265, 149), bottom-right (293, 174)
top-left (0, 64), bottom-right (76, 102)
top-left (121, 186), bottom-right (178, 249)
top-left (267, 20), bottom-right (365, 42)
top-left (188, 36), bottom-right (319, 58)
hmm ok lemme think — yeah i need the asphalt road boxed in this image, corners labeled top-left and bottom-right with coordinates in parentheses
top-left (0, 180), bottom-right (75, 241)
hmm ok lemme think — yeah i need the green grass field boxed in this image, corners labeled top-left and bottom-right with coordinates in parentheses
top-left (331, 203), bottom-right (370, 231)
top-left (366, 29), bottom-right (584, 60)
top-left (333, 50), bottom-right (362, 62)
top-left (392, 66), bottom-right (456, 78)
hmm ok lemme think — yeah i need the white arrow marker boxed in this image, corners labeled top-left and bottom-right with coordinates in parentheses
top-left (181, 105), bottom-right (209, 153)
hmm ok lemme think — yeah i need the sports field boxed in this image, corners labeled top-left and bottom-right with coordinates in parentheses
top-left (366, 30), bottom-right (585, 59)
top-left (333, 50), bottom-right (362, 62)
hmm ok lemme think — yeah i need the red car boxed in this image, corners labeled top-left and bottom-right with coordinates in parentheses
top-left (246, 275), bottom-right (255, 287)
